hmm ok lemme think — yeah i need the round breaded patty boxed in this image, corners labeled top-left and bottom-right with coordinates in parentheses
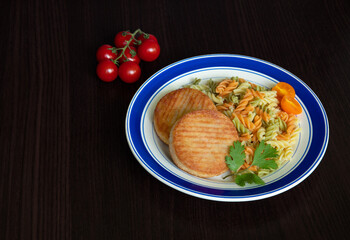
top-left (154, 88), bottom-right (216, 144)
top-left (169, 109), bottom-right (239, 178)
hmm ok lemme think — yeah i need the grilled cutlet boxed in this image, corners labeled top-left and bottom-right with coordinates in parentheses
top-left (153, 88), bottom-right (216, 144)
top-left (169, 109), bottom-right (239, 178)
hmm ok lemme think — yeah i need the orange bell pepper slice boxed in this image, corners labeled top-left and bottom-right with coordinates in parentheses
top-left (272, 82), bottom-right (295, 99)
top-left (281, 95), bottom-right (302, 114)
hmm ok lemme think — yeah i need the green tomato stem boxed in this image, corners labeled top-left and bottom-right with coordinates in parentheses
top-left (112, 28), bottom-right (148, 65)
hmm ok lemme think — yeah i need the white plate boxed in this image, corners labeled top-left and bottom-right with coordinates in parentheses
top-left (125, 54), bottom-right (329, 202)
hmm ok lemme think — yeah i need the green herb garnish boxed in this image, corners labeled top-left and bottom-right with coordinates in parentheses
top-left (235, 173), bottom-right (265, 186)
top-left (225, 140), bottom-right (278, 187)
top-left (225, 141), bottom-right (245, 172)
top-left (251, 140), bottom-right (278, 170)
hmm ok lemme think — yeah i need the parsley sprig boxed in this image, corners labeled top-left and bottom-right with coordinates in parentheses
top-left (225, 140), bottom-right (278, 187)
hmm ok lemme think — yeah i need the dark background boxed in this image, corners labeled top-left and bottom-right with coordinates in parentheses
top-left (1, 0), bottom-right (349, 239)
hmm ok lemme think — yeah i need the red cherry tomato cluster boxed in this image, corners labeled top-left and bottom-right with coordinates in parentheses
top-left (96, 29), bottom-right (160, 83)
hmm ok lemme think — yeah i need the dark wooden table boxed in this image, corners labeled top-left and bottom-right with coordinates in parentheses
top-left (1, 0), bottom-right (349, 239)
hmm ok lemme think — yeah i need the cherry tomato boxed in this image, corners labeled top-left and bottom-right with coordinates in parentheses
top-left (96, 44), bottom-right (117, 62)
top-left (281, 95), bottom-right (302, 114)
top-left (96, 60), bottom-right (118, 82)
top-left (118, 62), bottom-right (141, 83)
top-left (137, 33), bottom-right (158, 44)
top-left (118, 46), bottom-right (140, 64)
top-left (137, 40), bottom-right (160, 62)
top-left (272, 82), bottom-right (296, 99)
top-left (114, 31), bottom-right (136, 48)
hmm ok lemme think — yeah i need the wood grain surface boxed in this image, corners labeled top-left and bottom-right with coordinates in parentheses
top-left (0, 0), bottom-right (349, 239)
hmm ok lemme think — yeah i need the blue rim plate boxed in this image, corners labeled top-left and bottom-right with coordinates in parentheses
top-left (125, 54), bottom-right (329, 202)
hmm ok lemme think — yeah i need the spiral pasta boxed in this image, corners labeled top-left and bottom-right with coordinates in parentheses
top-left (205, 92), bottom-right (224, 104)
top-left (216, 102), bottom-right (234, 112)
top-left (286, 114), bottom-right (298, 134)
top-left (233, 82), bottom-right (250, 96)
top-left (275, 117), bottom-right (287, 132)
top-left (232, 116), bottom-right (250, 134)
top-left (255, 106), bottom-right (271, 122)
top-left (278, 111), bottom-right (289, 122)
top-left (256, 127), bottom-right (266, 141)
top-left (234, 92), bottom-right (254, 113)
top-left (240, 132), bottom-right (252, 141)
top-left (187, 84), bottom-right (211, 92)
top-left (233, 113), bottom-right (256, 131)
top-left (249, 97), bottom-right (261, 107)
top-left (241, 104), bottom-right (255, 116)
top-left (215, 79), bottom-right (232, 95)
top-left (225, 93), bottom-right (239, 104)
top-left (219, 81), bottom-right (239, 97)
top-left (265, 121), bottom-right (278, 141)
top-left (246, 88), bottom-right (265, 99)
top-left (253, 115), bottom-right (262, 132)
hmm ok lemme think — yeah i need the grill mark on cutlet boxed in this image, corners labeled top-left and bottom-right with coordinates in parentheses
top-left (198, 91), bottom-right (215, 110)
top-left (174, 124), bottom-right (232, 135)
top-left (173, 136), bottom-right (234, 144)
top-left (160, 91), bottom-right (179, 129)
top-left (171, 90), bottom-right (192, 125)
top-left (175, 149), bottom-right (228, 158)
top-left (175, 118), bottom-right (234, 133)
top-left (175, 135), bottom-right (233, 143)
top-left (198, 92), bottom-right (207, 109)
top-left (172, 89), bottom-right (194, 124)
top-left (178, 119), bottom-right (233, 128)
top-left (159, 89), bottom-right (190, 132)
top-left (174, 128), bottom-right (235, 136)
top-left (174, 146), bottom-right (230, 157)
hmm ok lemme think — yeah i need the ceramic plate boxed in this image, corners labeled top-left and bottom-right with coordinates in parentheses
top-left (125, 54), bottom-right (329, 202)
